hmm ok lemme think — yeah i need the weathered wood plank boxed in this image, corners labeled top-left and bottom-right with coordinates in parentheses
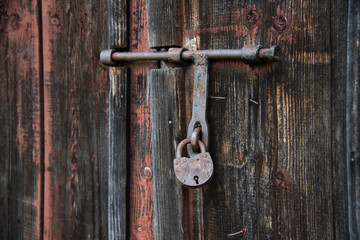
top-left (146, 0), bottom-right (182, 48)
top-left (127, 0), bottom-right (155, 238)
top-left (0, 1), bottom-right (42, 239)
top-left (270, 2), bottom-right (333, 238)
top-left (109, 0), bottom-right (127, 49)
top-left (149, 68), bottom-right (186, 240)
top-left (128, 63), bottom-right (156, 239)
top-left (107, 0), bottom-right (128, 237)
top-left (183, 0), bottom-right (336, 239)
top-left (108, 68), bottom-right (128, 240)
top-left (346, 0), bottom-right (360, 238)
top-left (330, 0), bottom-right (349, 238)
top-left (42, 0), bottom-right (109, 238)
top-left (206, 62), bottom-right (260, 239)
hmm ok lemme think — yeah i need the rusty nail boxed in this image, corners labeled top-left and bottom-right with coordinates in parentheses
top-left (227, 228), bottom-right (248, 238)
top-left (227, 230), bottom-right (243, 237)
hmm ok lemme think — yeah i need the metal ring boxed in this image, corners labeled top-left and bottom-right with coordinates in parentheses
top-left (176, 138), bottom-right (191, 158)
top-left (197, 139), bottom-right (206, 153)
top-left (191, 127), bottom-right (201, 152)
top-left (176, 138), bottom-right (206, 159)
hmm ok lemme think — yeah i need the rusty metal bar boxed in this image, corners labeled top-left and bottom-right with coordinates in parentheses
top-left (113, 52), bottom-right (170, 61)
top-left (182, 46), bottom-right (279, 62)
top-left (100, 45), bottom-right (280, 66)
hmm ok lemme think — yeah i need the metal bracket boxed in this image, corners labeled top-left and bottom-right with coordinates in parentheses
top-left (100, 45), bottom-right (280, 155)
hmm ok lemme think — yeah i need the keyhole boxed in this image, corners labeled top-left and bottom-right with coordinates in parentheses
top-left (194, 176), bottom-right (199, 184)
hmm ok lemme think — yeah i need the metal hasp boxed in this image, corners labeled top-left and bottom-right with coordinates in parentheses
top-left (187, 55), bottom-right (209, 156)
top-left (100, 45), bottom-right (280, 154)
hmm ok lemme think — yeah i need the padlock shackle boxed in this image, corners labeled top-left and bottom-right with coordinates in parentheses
top-left (176, 138), bottom-right (206, 158)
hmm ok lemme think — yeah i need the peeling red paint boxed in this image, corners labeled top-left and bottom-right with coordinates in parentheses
top-left (43, 0), bottom-right (61, 238)
top-left (128, 0), bottom-right (155, 238)
top-left (2, 0), bottom-right (43, 238)
top-left (128, 65), bottom-right (155, 239)
top-left (129, 0), bottom-right (152, 52)
top-left (232, 4), bottom-right (261, 44)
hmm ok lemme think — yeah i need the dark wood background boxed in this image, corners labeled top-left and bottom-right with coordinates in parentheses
top-left (0, 0), bottom-right (359, 239)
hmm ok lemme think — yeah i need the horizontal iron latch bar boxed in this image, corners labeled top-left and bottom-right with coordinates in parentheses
top-left (100, 45), bottom-right (280, 66)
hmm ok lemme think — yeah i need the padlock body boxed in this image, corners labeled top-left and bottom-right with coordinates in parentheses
top-left (174, 152), bottom-right (214, 188)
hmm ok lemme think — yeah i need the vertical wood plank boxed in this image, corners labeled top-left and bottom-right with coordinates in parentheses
top-left (108, 68), bottom-right (128, 240)
top-left (0, 1), bottom-right (42, 239)
top-left (146, 0), bottom-right (182, 48)
top-left (109, 0), bottom-right (128, 49)
top-left (346, 0), bottom-right (360, 238)
top-left (330, 0), bottom-right (349, 238)
top-left (42, 0), bottom-right (109, 238)
top-left (128, 63), bottom-right (156, 239)
top-left (128, 0), bottom-right (155, 238)
top-left (183, 0), bottom-right (336, 239)
top-left (107, 0), bottom-right (128, 238)
top-left (149, 69), bottom-right (186, 240)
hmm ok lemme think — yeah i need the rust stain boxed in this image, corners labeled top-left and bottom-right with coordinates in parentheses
top-left (234, 4), bottom-right (260, 45)
top-left (274, 169), bottom-right (291, 189)
top-left (270, 6), bottom-right (297, 45)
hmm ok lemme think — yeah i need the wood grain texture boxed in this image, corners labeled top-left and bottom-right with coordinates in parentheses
top-left (182, 0), bottom-right (343, 239)
top-left (0, 0), bottom-right (42, 239)
top-left (330, 0), bottom-right (349, 239)
top-left (128, 63), bottom-right (156, 239)
top-left (109, 0), bottom-right (127, 49)
top-left (108, 68), bottom-right (128, 240)
top-left (346, 0), bottom-right (360, 238)
top-left (127, 0), bottom-right (156, 238)
top-left (146, 0), bottom-right (182, 48)
top-left (149, 69), bottom-right (186, 240)
top-left (42, 0), bottom-right (109, 238)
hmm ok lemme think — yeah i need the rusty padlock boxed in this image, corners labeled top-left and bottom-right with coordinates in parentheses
top-left (174, 138), bottom-right (214, 188)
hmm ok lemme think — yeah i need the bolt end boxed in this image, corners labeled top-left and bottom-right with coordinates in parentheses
top-left (258, 45), bottom-right (280, 61)
top-left (100, 49), bottom-right (117, 66)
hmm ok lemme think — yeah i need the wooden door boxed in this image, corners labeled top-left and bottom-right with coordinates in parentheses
top-left (0, 0), bottom-right (359, 239)
top-left (107, 0), bottom-right (360, 239)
